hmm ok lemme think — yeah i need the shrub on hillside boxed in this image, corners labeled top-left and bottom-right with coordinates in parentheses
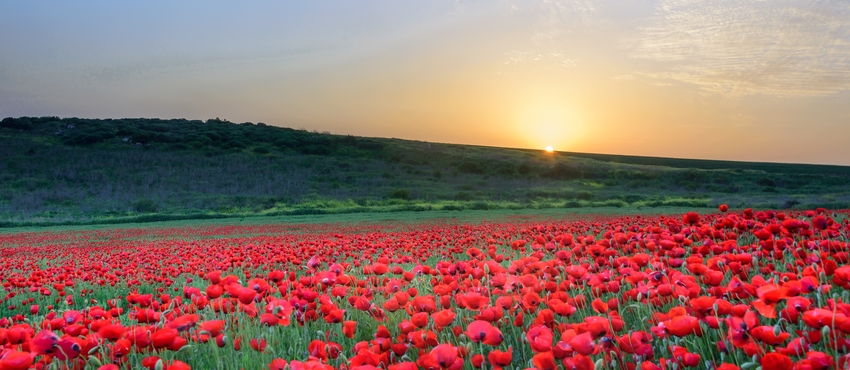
top-left (132, 198), bottom-right (159, 213)
top-left (389, 189), bottom-right (411, 200)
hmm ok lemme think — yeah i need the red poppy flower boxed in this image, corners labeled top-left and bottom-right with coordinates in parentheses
top-left (761, 352), bottom-right (794, 370)
top-left (488, 347), bottom-right (513, 368)
top-left (526, 325), bottom-right (554, 352)
top-left (250, 338), bottom-right (267, 352)
top-left (430, 309), bottom-right (455, 330)
top-left (429, 344), bottom-right (460, 369)
top-left (29, 330), bottom-right (59, 355)
top-left (466, 320), bottom-right (503, 346)
top-left (269, 359), bottom-right (288, 370)
top-left (532, 351), bottom-right (558, 370)
top-left (0, 352), bottom-right (34, 370)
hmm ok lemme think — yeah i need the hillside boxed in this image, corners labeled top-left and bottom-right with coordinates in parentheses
top-left (2, 116), bottom-right (849, 226)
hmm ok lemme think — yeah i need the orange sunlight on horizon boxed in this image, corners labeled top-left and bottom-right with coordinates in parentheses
top-left (1, 1), bottom-right (849, 165)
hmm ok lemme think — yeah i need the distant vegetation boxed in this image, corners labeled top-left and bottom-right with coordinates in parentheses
top-left (2, 116), bottom-right (849, 226)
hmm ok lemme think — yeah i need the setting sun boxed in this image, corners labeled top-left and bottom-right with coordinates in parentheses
top-left (545, 146), bottom-right (554, 153)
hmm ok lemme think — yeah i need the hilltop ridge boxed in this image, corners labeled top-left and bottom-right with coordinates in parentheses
top-left (2, 116), bottom-right (848, 226)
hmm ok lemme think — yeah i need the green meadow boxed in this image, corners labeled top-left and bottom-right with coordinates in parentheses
top-left (2, 116), bottom-right (848, 227)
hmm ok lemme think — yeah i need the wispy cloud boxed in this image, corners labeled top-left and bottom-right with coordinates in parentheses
top-left (493, 0), bottom-right (599, 74)
top-left (728, 113), bottom-right (755, 127)
top-left (529, 0), bottom-right (600, 41)
top-left (497, 50), bottom-right (576, 74)
top-left (631, 0), bottom-right (850, 96)
top-left (503, 50), bottom-right (576, 66)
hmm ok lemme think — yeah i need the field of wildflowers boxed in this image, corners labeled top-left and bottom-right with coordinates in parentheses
top-left (0, 207), bottom-right (848, 370)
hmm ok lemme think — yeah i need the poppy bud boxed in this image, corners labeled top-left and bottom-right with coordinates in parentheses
top-left (452, 326), bottom-right (463, 337)
top-left (89, 356), bottom-right (103, 367)
top-left (471, 354), bottom-right (484, 368)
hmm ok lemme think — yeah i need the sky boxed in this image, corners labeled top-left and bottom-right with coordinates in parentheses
top-left (1, 1), bottom-right (849, 165)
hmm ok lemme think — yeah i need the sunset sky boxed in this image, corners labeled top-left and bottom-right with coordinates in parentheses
top-left (1, 1), bottom-right (849, 165)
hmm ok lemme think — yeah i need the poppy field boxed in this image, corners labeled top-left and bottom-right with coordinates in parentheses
top-left (1, 207), bottom-right (850, 370)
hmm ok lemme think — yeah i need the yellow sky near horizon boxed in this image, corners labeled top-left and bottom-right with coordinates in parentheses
top-left (1, 1), bottom-right (849, 165)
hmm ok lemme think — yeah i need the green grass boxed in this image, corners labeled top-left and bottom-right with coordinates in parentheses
top-left (2, 116), bottom-right (848, 226)
top-left (0, 206), bottom-right (716, 234)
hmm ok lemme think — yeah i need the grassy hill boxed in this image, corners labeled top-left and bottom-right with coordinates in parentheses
top-left (2, 116), bottom-right (849, 226)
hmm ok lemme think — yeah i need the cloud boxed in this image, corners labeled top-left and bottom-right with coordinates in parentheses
top-left (631, 0), bottom-right (850, 96)
top-left (497, 50), bottom-right (577, 74)
top-left (529, 0), bottom-right (600, 41)
top-left (728, 113), bottom-right (755, 127)
top-left (503, 50), bottom-right (576, 66)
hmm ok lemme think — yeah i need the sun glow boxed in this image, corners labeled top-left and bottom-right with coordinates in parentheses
top-left (545, 146), bottom-right (554, 153)
top-left (513, 98), bottom-right (584, 153)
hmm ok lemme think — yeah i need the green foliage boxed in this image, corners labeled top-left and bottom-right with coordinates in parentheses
top-left (132, 199), bottom-right (159, 213)
top-left (456, 161), bottom-right (485, 174)
top-left (455, 191), bottom-right (474, 201)
top-left (783, 199), bottom-right (801, 209)
top-left (757, 177), bottom-right (777, 187)
top-left (252, 146), bottom-right (270, 154)
top-left (1, 117), bottom-right (35, 130)
top-left (575, 191), bottom-right (594, 200)
top-left (546, 162), bottom-right (583, 179)
top-left (389, 188), bottom-right (411, 200)
top-left (563, 200), bottom-right (583, 208)
top-left (1, 115), bottom-right (848, 225)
